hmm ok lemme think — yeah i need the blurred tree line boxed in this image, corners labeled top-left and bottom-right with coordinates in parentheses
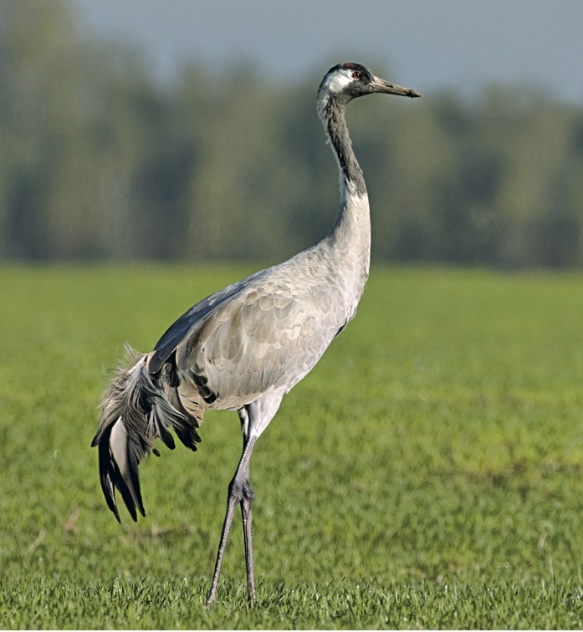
top-left (1, 0), bottom-right (582, 268)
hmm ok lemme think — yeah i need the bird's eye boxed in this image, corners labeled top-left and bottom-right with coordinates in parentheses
top-left (352, 71), bottom-right (361, 80)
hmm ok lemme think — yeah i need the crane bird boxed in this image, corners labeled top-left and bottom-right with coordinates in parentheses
top-left (92, 62), bottom-right (420, 605)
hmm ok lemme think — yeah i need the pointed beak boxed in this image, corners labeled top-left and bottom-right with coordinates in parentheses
top-left (371, 76), bottom-right (421, 98)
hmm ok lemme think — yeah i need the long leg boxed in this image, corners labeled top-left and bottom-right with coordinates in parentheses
top-left (206, 396), bottom-right (283, 606)
top-left (206, 433), bottom-right (257, 605)
top-left (241, 479), bottom-right (256, 600)
top-left (206, 480), bottom-right (240, 605)
top-left (238, 406), bottom-right (256, 599)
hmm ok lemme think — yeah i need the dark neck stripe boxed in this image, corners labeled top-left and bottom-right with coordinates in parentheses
top-left (322, 96), bottom-right (366, 196)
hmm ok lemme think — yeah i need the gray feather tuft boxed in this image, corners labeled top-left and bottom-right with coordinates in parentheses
top-left (91, 345), bottom-right (202, 521)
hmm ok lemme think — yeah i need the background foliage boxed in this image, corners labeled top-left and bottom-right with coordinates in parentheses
top-left (1, 0), bottom-right (583, 268)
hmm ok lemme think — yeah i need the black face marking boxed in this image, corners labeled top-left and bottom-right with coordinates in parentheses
top-left (323, 62), bottom-right (374, 88)
top-left (340, 62), bottom-right (374, 85)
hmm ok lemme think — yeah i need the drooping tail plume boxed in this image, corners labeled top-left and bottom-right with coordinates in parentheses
top-left (91, 346), bottom-right (201, 522)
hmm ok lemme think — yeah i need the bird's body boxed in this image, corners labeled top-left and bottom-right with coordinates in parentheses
top-left (92, 62), bottom-right (419, 604)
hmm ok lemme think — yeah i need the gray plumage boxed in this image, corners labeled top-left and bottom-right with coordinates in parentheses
top-left (92, 62), bottom-right (420, 604)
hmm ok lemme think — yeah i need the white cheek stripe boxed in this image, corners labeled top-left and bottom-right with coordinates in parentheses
top-left (323, 70), bottom-right (353, 94)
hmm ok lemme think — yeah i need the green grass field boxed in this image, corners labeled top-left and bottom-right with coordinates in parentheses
top-left (1, 264), bottom-right (583, 628)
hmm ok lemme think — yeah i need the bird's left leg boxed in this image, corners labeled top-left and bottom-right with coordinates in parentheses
top-left (235, 396), bottom-right (283, 604)
top-left (206, 395), bottom-right (283, 606)
top-left (206, 431), bottom-right (257, 606)
top-left (239, 408), bottom-right (256, 601)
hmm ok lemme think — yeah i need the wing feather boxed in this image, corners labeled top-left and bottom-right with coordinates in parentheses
top-left (148, 253), bottom-right (356, 411)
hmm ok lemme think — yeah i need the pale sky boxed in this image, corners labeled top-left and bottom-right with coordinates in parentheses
top-left (71, 0), bottom-right (582, 103)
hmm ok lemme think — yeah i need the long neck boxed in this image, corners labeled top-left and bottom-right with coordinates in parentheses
top-left (318, 94), bottom-right (371, 281)
top-left (320, 95), bottom-right (367, 196)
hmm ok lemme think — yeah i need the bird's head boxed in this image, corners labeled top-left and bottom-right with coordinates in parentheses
top-left (318, 62), bottom-right (420, 104)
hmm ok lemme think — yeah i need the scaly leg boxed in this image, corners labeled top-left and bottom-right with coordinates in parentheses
top-left (206, 398), bottom-right (282, 605)
top-left (206, 435), bottom-right (257, 605)
top-left (206, 481), bottom-right (239, 605)
top-left (241, 480), bottom-right (256, 602)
